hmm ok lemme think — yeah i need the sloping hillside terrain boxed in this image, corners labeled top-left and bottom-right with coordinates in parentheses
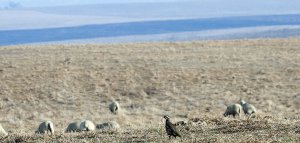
top-left (0, 38), bottom-right (299, 142)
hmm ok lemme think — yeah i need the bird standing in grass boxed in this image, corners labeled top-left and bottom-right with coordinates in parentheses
top-left (163, 115), bottom-right (181, 139)
top-left (35, 121), bottom-right (54, 135)
top-left (240, 99), bottom-right (257, 117)
top-left (109, 100), bottom-right (120, 115)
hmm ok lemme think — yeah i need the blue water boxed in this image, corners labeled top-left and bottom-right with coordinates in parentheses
top-left (1, 14), bottom-right (300, 46)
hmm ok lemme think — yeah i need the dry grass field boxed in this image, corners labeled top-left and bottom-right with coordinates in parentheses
top-left (0, 38), bottom-right (299, 142)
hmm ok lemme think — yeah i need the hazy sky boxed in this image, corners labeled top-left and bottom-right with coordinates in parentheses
top-left (0, 0), bottom-right (182, 7)
top-left (0, 0), bottom-right (299, 13)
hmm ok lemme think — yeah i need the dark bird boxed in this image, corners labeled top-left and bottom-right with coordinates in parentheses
top-left (163, 115), bottom-right (181, 139)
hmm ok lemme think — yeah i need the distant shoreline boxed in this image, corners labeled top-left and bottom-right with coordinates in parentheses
top-left (1, 14), bottom-right (300, 46)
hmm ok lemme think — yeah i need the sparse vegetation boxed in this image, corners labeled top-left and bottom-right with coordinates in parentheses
top-left (2, 116), bottom-right (300, 142)
top-left (0, 38), bottom-right (299, 142)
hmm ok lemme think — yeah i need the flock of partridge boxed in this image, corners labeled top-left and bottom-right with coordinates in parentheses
top-left (0, 99), bottom-right (256, 140)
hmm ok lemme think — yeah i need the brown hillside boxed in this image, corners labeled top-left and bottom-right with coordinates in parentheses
top-left (0, 38), bottom-right (299, 142)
